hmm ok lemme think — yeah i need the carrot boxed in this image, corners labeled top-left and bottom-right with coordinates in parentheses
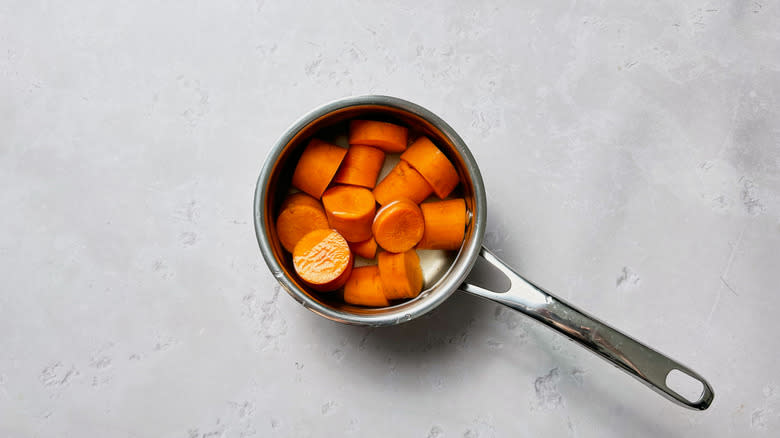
top-left (321, 185), bottom-right (376, 242)
top-left (417, 198), bottom-right (467, 250)
top-left (372, 160), bottom-right (433, 206)
top-left (372, 198), bottom-right (424, 253)
top-left (349, 120), bottom-right (409, 153)
top-left (280, 191), bottom-right (323, 211)
top-left (343, 266), bottom-right (389, 307)
top-left (333, 145), bottom-right (385, 188)
top-left (291, 138), bottom-right (347, 199)
top-left (275, 192), bottom-right (330, 253)
top-left (400, 136), bottom-right (459, 199)
top-left (349, 237), bottom-right (378, 259)
top-left (292, 229), bottom-right (353, 292)
top-left (377, 250), bottom-right (423, 300)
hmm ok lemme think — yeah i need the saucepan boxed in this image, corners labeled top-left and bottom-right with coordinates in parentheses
top-left (252, 95), bottom-right (714, 410)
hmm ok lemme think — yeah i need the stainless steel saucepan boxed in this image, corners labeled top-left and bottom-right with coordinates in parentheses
top-left (253, 95), bottom-right (714, 410)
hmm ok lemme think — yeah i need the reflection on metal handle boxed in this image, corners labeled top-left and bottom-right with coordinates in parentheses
top-left (459, 246), bottom-right (714, 410)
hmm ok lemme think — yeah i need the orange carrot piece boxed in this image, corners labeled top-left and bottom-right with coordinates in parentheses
top-left (400, 136), bottom-right (459, 199)
top-left (349, 237), bottom-right (378, 259)
top-left (349, 120), bottom-right (409, 153)
top-left (372, 199), bottom-right (424, 253)
top-left (377, 250), bottom-right (423, 300)
top-left (291, 138), bottom-right (347, 199)
top-left (417, 199), bottom-right (467, 250)
top-left (276, 193), bottom-right (330, 253)
top-left (321, 185), bottom-right (376, 242)
top-left (333, 145), bottom-right (386, 188)
top-left (372, 160), bottom-right (434, 206)
top-left (343, 266), bottom-right (390, 307)
top-left (292, 229), bottom-right (353, 292)
top-left (280, 191), bottom-right (324, 211)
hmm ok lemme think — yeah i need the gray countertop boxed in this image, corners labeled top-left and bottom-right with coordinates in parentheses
top-left (2, 1), bottom-right (779, 436)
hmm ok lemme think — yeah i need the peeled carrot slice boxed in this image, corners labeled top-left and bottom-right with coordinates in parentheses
top-left (292, 229), bottom-right (353, 292)
top-left (372, 199), bottom-right (424, 253)
top-left (343, 266), bottom-right (389, 307)
top-left (372, 160), bottom-right (433, 206)
top-left (349, 237), bottom-right (378, 259)
top-left (400, 136), bottom-right (459, 199)
top-left (349, 120), bottom-right (408, 153)
top-left (291, 138), bottom-right (347, 199)
top-left (377, 250), bottom-right (423, 300)
top-left (333, 145), bottom-right (385, 188)
top-left (417, 199), bottom-right (467, 250)
top-left (321, 185), bottom-right (376, 242)
top-left (275, 192), bottom-right (330, 253)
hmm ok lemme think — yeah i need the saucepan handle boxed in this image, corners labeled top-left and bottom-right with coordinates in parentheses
top-left (458, 246), bottom-right (714, 410)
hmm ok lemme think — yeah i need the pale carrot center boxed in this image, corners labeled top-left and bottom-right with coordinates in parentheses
top-left (295, 232), bottom-right (349, 283)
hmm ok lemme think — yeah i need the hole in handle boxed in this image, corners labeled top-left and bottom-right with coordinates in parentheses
top-left (463, 253), bottom-right (511, 293)
top-left (666, 369), bottom-right (705, 403)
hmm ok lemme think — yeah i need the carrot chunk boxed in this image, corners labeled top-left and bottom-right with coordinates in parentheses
top-left (377, 250), bottom-right (423, 300)
top-left (400, 136), bottom-right (459, 199)
top-left (372, 160), bottom-right (433, 206)
top-left (275, 192), bottom-right (330, 253)
top-left (291, 138), bottom-right (347, 199)
top-left (372, 199), bottom-right (424, 253)
top-left (349, 120), bottom-right (408, 153)
top-left (349, 237), bottom-right (378, 259)
top-left (292, 229), bottom-right (353, 292)
top-left (343, 266), bottom-right (389, 307)
top-left (321, 185), bottom-right (376, 242)
top-left (333, 145), bottom-right (386, 188)
top-left (417, 199), bottom-right (467, 250)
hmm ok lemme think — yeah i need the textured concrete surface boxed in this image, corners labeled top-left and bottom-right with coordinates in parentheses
top-left (2, 0), bottom-right (780, 436)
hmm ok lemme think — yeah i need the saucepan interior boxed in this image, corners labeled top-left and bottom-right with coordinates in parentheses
top-left (253, 96), bottom-right (486, 326)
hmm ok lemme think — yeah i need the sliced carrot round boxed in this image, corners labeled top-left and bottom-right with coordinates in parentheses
top-left (372, 199), bottom-right (424, 253)
top-left (333, 145), bottom-right (386, 188)
top-left (377, 250), bottom-right (423, 300)
top-left (292, 229), bottom-right (353, 292)
top-left (349, 236), bottom-right (378, 259)
top-left (372, 160), bottom-right (433, 206)
top-left (417, 198), bottom-right (467, 250)
top-left (321, 185), bottom-right (376, 242)
top-left (343, 266), bottom-right (389, 307)
top-left (400, 136), bottom-right (459, 199)
top-left (349, 120), bottom-right (408, 153)
top-left (276, 193), bottom-right (330, 253)
top-left (291, 139), bottom-right (347, 199)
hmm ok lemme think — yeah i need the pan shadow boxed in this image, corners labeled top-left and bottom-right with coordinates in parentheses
top-left (312, 291), bottom-right (496, 367)
top-left (305, 291), bottom-right (692, 436)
